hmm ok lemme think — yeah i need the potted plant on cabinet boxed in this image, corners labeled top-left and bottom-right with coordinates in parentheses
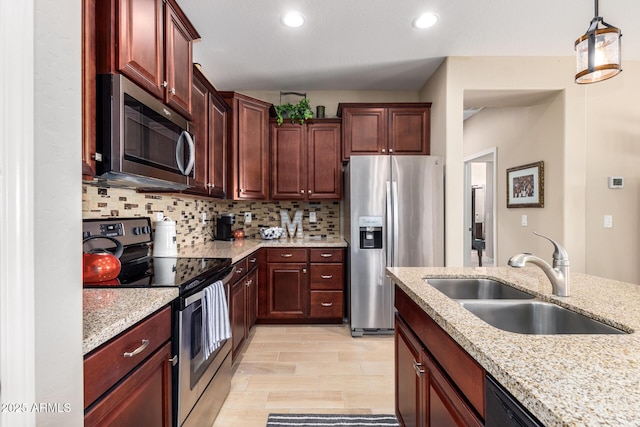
top-left (274, 98), bottom-right (314, 126)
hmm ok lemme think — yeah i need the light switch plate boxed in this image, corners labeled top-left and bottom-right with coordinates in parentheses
top-left (521, 215), bottom-right (528, 227)
top-left (604, 215), bottom-right (613, 228)
top-left (309, 212), bottom-right (317, 223)
top-left (156, 212), bottom-right (164, 222)
top-left (244, 212), bottom-right (252, 223)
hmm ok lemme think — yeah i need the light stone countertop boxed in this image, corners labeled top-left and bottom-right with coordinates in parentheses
top-left (83, 288), bottom-right (178, 355)
top-left (386, 266), bottom-right (640, 427)
top-left (83, 236), bottom-right (346, 355)
top-left (178, 236), bottom-right (347, 263)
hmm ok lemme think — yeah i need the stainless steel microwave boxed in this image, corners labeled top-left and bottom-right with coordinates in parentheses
top-left (95, 74), bottom-right (195, 190)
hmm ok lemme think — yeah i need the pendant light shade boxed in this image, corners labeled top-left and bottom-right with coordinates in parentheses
top-left (575, 0), bottom-right (622, 84)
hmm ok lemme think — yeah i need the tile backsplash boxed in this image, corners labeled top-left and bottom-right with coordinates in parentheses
top-left (82, 184), bottom-right (341, 248)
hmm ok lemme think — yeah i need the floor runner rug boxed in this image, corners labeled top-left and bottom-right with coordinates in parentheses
top-left (266, 414), bottom-right (400, 427)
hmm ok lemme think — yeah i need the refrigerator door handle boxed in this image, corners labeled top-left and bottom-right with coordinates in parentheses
top-left (391, 181), bottom-right (399, 267)
top-left (386, 181), bottom-right (393, 268)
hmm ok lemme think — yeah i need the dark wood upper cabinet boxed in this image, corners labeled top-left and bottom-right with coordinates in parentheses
top-left (95, 0), bottom-right (199, 119)
top-left (338, 103), bottom-right (431, 160)
top-left (270, 120), bottom-right (341, 201)
top-left (187, 66), bottom-right (227, 198)
top-left (221, 92), bottom-right (272, 201)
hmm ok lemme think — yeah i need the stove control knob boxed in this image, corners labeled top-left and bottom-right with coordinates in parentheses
top-left (133, 226), bottom-right (142, 235)
top-left (143, 226), bottom-right (151, 234)
top-left (82, 231), bottom-right (91, 239)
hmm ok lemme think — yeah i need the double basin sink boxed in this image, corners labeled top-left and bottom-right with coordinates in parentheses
top-left (425, 278), bottom-right (626, 335)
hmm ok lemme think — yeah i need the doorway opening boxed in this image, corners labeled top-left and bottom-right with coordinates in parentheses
top-left (464, 148), bottom-right (497, 267)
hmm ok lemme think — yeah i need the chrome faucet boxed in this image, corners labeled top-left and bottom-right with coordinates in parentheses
top-left (508, 232), bottom-right (570, 297)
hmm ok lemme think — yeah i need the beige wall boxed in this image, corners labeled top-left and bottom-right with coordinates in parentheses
top-left (463, 98), bottom-right (564, 265)
top-left (421, 56), bottom-right (640, 283)
top-left (240, 90), bottom-right (419, 119)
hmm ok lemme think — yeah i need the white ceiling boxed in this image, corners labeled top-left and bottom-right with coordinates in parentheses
top-left (180, 0), bottom-right (640, 92)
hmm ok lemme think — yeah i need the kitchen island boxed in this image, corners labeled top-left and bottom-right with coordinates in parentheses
top-left (387, 266), bottom-right (640, 426)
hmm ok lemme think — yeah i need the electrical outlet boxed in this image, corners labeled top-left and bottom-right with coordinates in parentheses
top-left (244, 212), bottom-right (252, 223)
top-left (309, 212), bottom-right (317, 223)
top-left (156, 212), bottom-right (164, 222)
top-left (604, 215), bottom-right (613, 228)
top-left (521, 215), bottom-right (528, 227)
top-left (202, 212), bottom-right (207, 224)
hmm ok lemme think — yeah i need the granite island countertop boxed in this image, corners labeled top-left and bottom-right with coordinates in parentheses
top-left (83, 236), bottom-right (347, 355)
top-left (386, 266), bottom-right (640, 427)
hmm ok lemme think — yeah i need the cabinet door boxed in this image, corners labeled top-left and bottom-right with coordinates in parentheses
top-left (208, 95), bottom-right (227, 198)
top-left (395, 315), bottom-right (426, 427)
top-left (236, 98), bottom-right (270, 200)
top-left (266, 263), bottom-right (308, 318)
top-left (164, 0), bottom-right (193, 119)
top-left (271, 123), bottom-right (306, 200)
top-left (426, 353), bottom-right (483, 427)
top-left (190, 72), bottom-right (209, 193)
top-left (388, 107), bottom-right (430, 155)
top-left (231, 279), bottom-right (246, 360)
top-left (84, 341), bottom-right (172, 427)
top-left (116, 0), bottom-right (164, 98)
top-left (246, 267), bottom-right (258, 330)
top-left (307, 122), bottom-right (341, 200)
top-left (342, 107), bottom-right (386, 159)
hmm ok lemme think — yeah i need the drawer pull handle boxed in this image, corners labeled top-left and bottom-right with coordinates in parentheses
top-left (124, 339), bottom-right (149, 358)
top-left (321, 302), bottom-right (333, 307)
top-left (249, 258), bottom-right (257, 263)
top-left (413, 360), bottom-right (425, 375)
top-left (236, 268), bottom-right (243, 274)
top-left (245, 279), bottom-right (253, 287)
top-left (321, 275), bottom-right (333, 279)
top-left (320, 253), bottom-right (333, 258)
top-left (281, 253), bottom-right (293, 258)
top-left (169, 355), bottom-right (178, 366)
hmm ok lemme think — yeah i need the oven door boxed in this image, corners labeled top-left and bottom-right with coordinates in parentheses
top-left (177, 268), bottom-right (234, 426)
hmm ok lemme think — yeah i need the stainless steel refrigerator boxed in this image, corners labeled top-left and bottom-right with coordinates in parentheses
top-left (344, 155), bottom-right (444, 336)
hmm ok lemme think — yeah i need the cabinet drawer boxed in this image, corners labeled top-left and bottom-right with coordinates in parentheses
top-left (309, 291), bottom-right (343, 318)
top-left (232, 257), bottom-right (249, 283)
top-left (266, 248), bottom-right (307, 263)
top-left (310, 264), bottom-right (344, 290)
top-left (84, 306), bottom-right (171, 409)
top-left (309, 248), bottom-right (343, 263)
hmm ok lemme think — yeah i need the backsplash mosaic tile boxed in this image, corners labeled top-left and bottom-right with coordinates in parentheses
top-left (83, 184), bottom-right (341, 248)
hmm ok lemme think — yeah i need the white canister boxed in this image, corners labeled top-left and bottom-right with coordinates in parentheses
top-left (154, 218), bottom-right (178, 257)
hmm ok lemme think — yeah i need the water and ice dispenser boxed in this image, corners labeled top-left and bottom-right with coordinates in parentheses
top-left (359, 216), bottom-right (383, 249)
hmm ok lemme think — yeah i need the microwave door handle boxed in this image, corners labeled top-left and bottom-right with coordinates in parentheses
top-left (176, 131), bottom-right (186, 174)
top-left (183, 131), bottom-right (195, 175)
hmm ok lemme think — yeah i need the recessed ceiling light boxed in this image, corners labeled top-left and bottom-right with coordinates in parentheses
top-left (413, 12), bottom-right (439, 29)
top-left (281, 11), bottom-right (305, 28)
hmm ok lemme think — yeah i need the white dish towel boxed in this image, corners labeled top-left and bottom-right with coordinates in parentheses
top-left (202, 280), bottom-right (231, 360)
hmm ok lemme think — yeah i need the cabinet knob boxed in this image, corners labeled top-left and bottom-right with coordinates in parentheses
top-left (300, 189), bottom-right (305, 194)
top-left (308, 190), bottom-right (312, 194)
top-left (161, 81), bottom-right (168, 88)
top-left (170, 88), bottom-right (176, 95)
top-left (245, 279), bottom-right (252, 287)
top-left (381, 149), bottom-right (386, 153)
top-left (302, 268), bottom-right (307, 274)
top-left (389, 148), bottom-right (393, 153)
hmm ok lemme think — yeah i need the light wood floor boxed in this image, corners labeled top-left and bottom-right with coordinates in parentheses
top-left (212, 324), bottom-right (395, 427)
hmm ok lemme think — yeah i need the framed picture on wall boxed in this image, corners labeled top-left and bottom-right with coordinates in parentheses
top-left (506, 161), bottom-right (544, 208)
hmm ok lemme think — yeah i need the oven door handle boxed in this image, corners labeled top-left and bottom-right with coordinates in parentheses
top-left (183, 268), bottom-right (235, 307)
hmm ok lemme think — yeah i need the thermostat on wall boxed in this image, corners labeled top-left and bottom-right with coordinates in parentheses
top-left (608, 176), bottom-right (624, 189)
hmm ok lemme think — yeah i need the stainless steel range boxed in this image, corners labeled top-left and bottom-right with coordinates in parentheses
top-left (82, 217), bottom-right (234, 426)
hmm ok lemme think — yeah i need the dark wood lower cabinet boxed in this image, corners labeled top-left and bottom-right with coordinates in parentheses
top-left (231, 276), bottom-right (247, 359)
top-left (84, 341), bottom-right (172, 427)
top-left (395, 286), bottom-right (485, 427)
top-left (266, 262), bottom-right (308, 318)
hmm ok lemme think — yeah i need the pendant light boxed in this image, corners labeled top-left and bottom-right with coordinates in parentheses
top-left (574, 0), bottom-right (622, 84)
